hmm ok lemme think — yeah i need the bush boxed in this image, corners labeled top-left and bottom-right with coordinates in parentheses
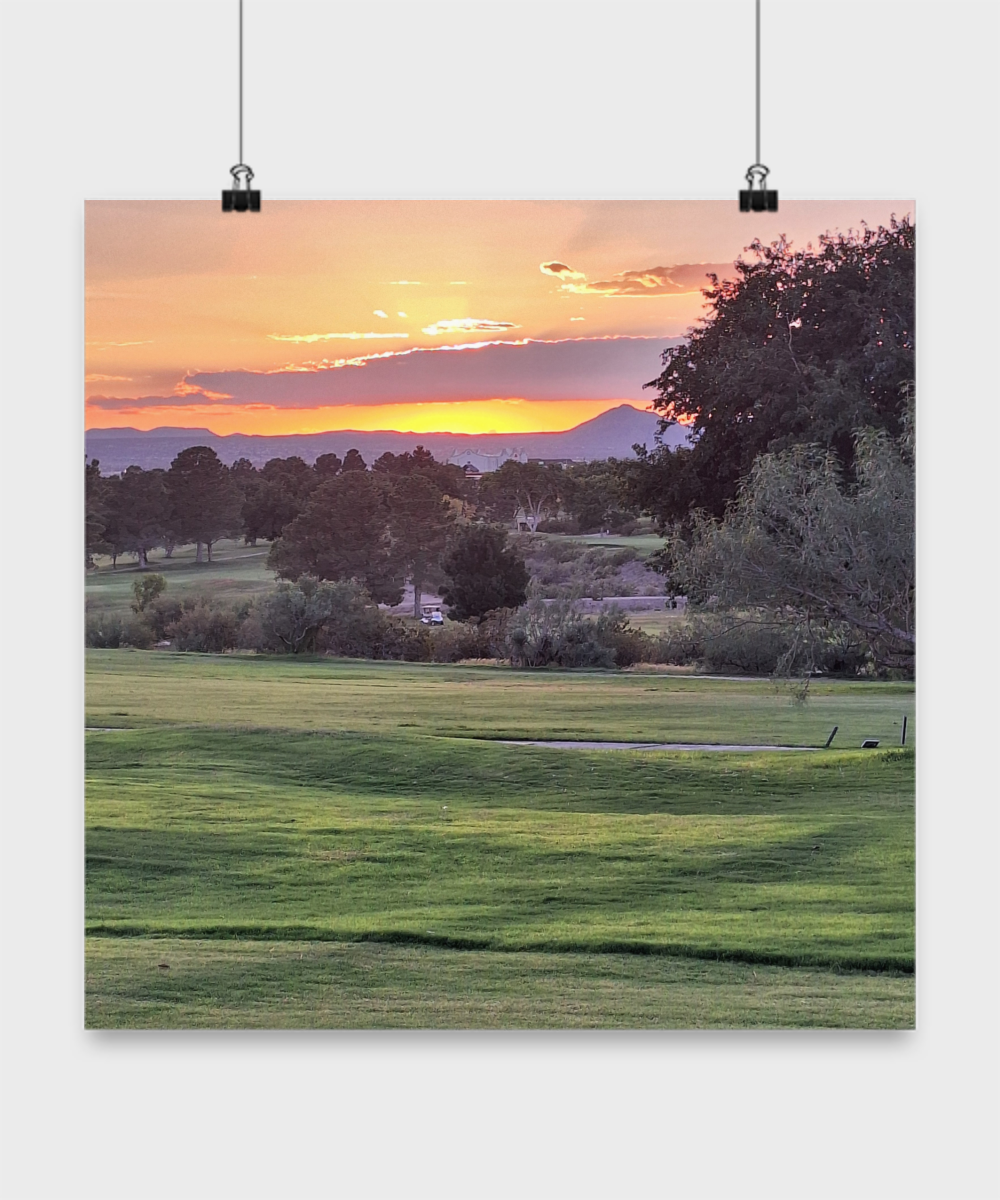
top-left (651, 621), bottom-right (704, 666)
top-left (375, 619), bottom-right (433, 662)
top-left (85, 613), bottom-right (124, 648)
top-left (506, 600), bottom-right (615, 669)
top-left (145, 597), bottom-right (183, 640)
top-left (121, 614), bottom-right (156, 649)
top-left (592, 609), bottom-right (653, 668)
top-left (166, 600), bottom-right (241, 652)
top-left (256, 577), bottom-right (374, 654)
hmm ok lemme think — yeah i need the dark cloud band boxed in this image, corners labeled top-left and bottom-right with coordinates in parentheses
top-left (87, 336), bottom-right (683, 411)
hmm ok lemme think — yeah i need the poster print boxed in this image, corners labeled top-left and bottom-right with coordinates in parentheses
top-left (85, 200), bottom-right (915, 1028)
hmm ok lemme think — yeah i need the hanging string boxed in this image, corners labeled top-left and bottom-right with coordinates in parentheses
top-left (239, 0), bottom-right (243, 167)
top-left (222, 0), bottom-right (259, 209)
top-left (755, 0), bottom-right (761, 167)
top-left (740, 0), bottom-right (776, 210)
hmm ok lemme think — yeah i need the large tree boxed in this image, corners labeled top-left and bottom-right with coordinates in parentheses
top-left (386, 473), bottom-right (455, 616)
top-left (561, 460), bottom-right (637, 533)
top-left (240, 455), bottom-right (316, 543)
top-left (440, 524), bottom-right (529, 621)
top-left (657, 416), bottom-right (914, 674)
top-left (117, 466), bottom-right (170, 567)
top-left (166, 446), bottom-right (243, 561)
top-left (373, 445), bottom-right (467, 498)
top-left (478, 460), bottom-right (563, 531)
top-left (85, 458), bottom-right (109, 565)
top-left (268, 472), bottom-right (403, 605)
top-left (640, 217), bottom-right (914, 522)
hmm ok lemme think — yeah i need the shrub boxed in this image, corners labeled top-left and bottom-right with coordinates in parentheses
top-left (257, 577), bottom-right (372, 654)
top-left (506, 600), bottom-right (615, 669)
top-left (166, 600), bottom-right (241, 652)
top-left (651, 621), bottom-right (704, 666)
top-left (375, 619), bottom-right (433, 662)
top-left (592, 609), bottom-right (653, 668)
top-left (145, 597), bottom-right (183, 640)
top-left (85, 613), bottom-right (124, 648)
top-left (121, 614), bottom-right (156, 649)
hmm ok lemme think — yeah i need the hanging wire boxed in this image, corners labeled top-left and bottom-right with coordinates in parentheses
top-left (740, 0), bottom-right (775, 209)
top-left (753, 0), bottom-right (758, 168)
top-left (223, 0), bottom-right (259, 209)
top-left (238, 0), bottom-right (242, 168)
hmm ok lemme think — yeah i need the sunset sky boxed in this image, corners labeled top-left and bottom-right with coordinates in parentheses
top-left (85, 199), bottom-right (913, 437)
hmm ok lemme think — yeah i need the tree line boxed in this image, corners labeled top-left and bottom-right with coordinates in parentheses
top-left (86, 444), bottom-right (538, 618)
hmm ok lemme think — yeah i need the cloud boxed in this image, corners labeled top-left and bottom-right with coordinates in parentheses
top-left (173, 381), bottom-right (233, 401)
top-left (421, 319), bottom-right (520, 336)
top-left (397, 311), bottom-right (407, 318)
top-left (540, 261), bottom-right (586, 280)
top-left (85, 373), bottom-right (133, 382)
top-left (388, 280), bottom-right (421, 285)
top-left (373, 310), bottom-right (388, 318)
top-left (569, 317), bottom-right (585, 322)
top-left (449, 281), bottom-right (467, 285)
top-left (268, 331), bottom-right (410, 343)
top-left (554, 263), bottom-right (734, 297)
top-left (87, 336), bottom-right (684, 411)
top-left (85, 339), bottom-right (153, 348)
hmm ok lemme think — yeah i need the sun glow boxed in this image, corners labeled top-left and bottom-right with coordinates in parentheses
top-left (84, 398), bottom-right (650, 438)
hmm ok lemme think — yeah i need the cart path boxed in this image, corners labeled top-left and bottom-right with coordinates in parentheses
top-left (494, 740), bottom-right (818, 752)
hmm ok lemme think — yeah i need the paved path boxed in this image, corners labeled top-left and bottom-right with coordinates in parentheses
top-left (496, 740), bottom-right (816, 752)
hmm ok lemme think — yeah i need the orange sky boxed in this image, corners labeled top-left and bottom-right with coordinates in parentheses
top-left (85, 199), bottom-right (913, 436)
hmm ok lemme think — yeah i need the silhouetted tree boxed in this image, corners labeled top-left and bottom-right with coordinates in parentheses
top-left (478, 461), bottom-right (563, 531)
top-left (341, 448), bottom-right (367, 473)
top-left (313, 452), bottom-right (343, 480)
top-left (268, 472), bottom-right (403, 604)
top-left (166, 446), bottom-right (243, 561)
top-left (387, 473), bottom-right (455, 616)
top-left (440, 524), bottom-right (529, 620)
top-left (85, 458), bottom-right (109, 565)
top-left (373, 445), bottom-right (466, 497)
top-left (117, 466), bottom-right (170, 567)
top-left (640, 217), bottom-right (915, 522)
top-left (561, 460), bottom-right (637, 533)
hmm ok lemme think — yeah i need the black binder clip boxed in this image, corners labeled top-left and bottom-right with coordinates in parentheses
top-left (739, 163), bottom-right (777, 212)
top-left (222, 163), bottom-right (260, 212)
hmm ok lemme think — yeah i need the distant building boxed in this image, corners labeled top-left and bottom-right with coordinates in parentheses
top-left (527, 457), bottom-right (582, 468)
top-left (446, 447), bottom-right (527, 474)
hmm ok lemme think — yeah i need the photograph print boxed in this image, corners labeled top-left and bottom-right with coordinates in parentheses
top-left (85, 199), bottom-right (915, 1028)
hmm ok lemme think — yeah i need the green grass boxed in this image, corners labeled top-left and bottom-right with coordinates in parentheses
top-left (86, 539), bottom-right (274, 616)
top-left (85, 939), bottom-right (914, 1029)
top-left (85, 652), bottom-right (914, 1027)
top-left (532, 532), bottom-right (665, 555)
top-left (85, 652), bottom-right (914, 747)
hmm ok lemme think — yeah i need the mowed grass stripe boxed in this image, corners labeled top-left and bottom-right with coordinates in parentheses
top-left (85, 938), bottom-right (915, 1029)
top-left (86, 728), bottom-right (914, 970)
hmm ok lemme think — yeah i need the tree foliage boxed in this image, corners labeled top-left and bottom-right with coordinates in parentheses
top-left (657, 416), bottom-right (914, 673)
top-left (385, 472), bottom-right (455, 615)
top-left (166, 446), bottom-right (242, 560)
top-left (478, 461), bottom-right (563, 531)
top-left (639, 217), bottom-right (914, 522)
top-left (440, 524), bottom-right (529, 620)
top-left (268, 472), bottom-right (403, 605)
top-left (257, 576), bottom-right (373, 654)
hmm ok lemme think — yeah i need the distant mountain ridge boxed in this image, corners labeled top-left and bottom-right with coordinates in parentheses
top-left (85, 404), bottom-right (689, 473)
